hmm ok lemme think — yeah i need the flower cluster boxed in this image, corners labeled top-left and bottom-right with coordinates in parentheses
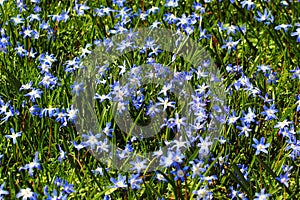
top-left (1, 0), bottom-right (300, 199)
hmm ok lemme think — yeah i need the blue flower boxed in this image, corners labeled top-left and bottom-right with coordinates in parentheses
top-left (282, 165), bottom-right (293, 173)
top-left (33, 5), bottom-right (41, 13)
top-left (276, 172), bottom-right (290, 187)
top-left (37, 63), bottom-right (51, 74)
top-left (261, 104), bottom-right (278, 121)
top-left (291, 28), bottom-right (300, 42)
top-left (116, 39), bottom-right (133, 52)
top-left (193, 185), bottom-right (213, 199)
top-left (146, 100), bottom-right (161, 117)
top-left (189, 159), bottom-right (206, 178)
top-left (0, 182), bottom-right (9, 198)
top-left (240, 0), bottom-right (255, 10)
top-left (49, 14), bottom-right (60, 22)
top-left (168, 113), bottom-right (186, 132)
top-left (58, 145), bottom-right (66, 164)
top-left (39, 107), bottom-right (56, 118)
top-left (24, 88), bottom-right (43, 102)
top-left (221, 37), bottom-right (240, 53)
top-left (16, 188), bottom-right (38, 199)
top-left (259, 93), bottom-right (274, 104)
top-left (94, 93), bottom-right (111, 103)
top-left (39, 73), bottom-right (58, 89)
top-left (74, 1), bottom-right (90, 16)
top-left (54, 176), bottom-right (63, 187)
top-left (171, 164), bottom-right (189, 182)
top-left (227, 110), bottom-right (240, 125)
top-left (38, 52), bottom-right (57, 66)
top-left (66, 105), bottom-right (78, 123)
top-left (129, 174), bottom-right (142, 189)
top-left (264, 71), bottom-right (278, 85)
top-left (156, 97), bottom-right (176, 111)
top-left (199, 28), bottom-right (211, 41)
top-left (19, 152), bottom-right (42, 177)
top-left (44, 186), bottom-right (68, 200)
top-left (70, 81), bottom-right (84, 95)
top-left (115, 7), bottom-right (132, 21)
top-left (176, 14), bottom-right (192, 28)
top-left (147, 6), bottom-right (160, 14)
top-left (130, 157), bottom-right (147, 174)
top-left (0, 33), bottom-right (10, 53)
top-left (103, 195), bottom-right (111, 200)
top-left (229, 186), bottom-right (239, 199)
top-left (80, 43), bottom-right (92, 58)
top-left (71, 141), bottom-right (86, 151)
top-left (96, 138), bottom-right (110, 153)
top-left (254, 188), bottom-right (271, 200)
top-left (11, 14), bottom-right (24, 25)
top-left (0, 34), bottom-right (10, 46)
top-left (112, 0), bottom-right (126, 7)
top-left (14, 42), bottom-right (27, 57)
top-left (197, 136), bottom-right (213, 157)
top-left (1, 104), bottom-right (19, 122)
top-left (109, 174), bottom-right (127, 188)
top-left (257, 64), bottom-right (271, 73)
top-left (62, 181), bottom-right (75, 194)
top-left (155, 171), bottom-right (168, 182)
top-left (236, 164), bottom-right (249, 181)
top-left (236, 121), bottom-right (252, 137)
top-left (278, 127), bottom-right (291, 138)
top-left (241, 107), bottom-right (256, 124)
top-left (290, 67), bottom-right (300, 80)
top-left (19, 26), bottom-right (38, 39)
top-left (163, 13), bottom-right (177, 24)
top-left (274, 119), bottom-right (292, 129)
top-left (26, 48), bottom-right (37, 58)
top-left (16, 0), bottom-right (27, 13)
top-left (296, 94), bottom-right (300, 112)
top-left (102, 122), bottom-right (113, 137)
top-left (254, 8), bottom-right (274, 25)
top-left (159, 151), bottom-right (176, 167)
top-left (193, 2), bottom-right (205, 13)
top-left (82, 131), bottom-right (101, 150)
top-left (137, 8), bottom-right (148, 21)
top-left (27, 13), bottom-right (41, 22)
top-left (274, 24), bottom-right (292, 32)
top-left (225, 24), bottom-right (239, 35)
top-left (94, 6), bottom-right (115, 17)
top-left (39, 20), bottom-right (51, 30)
top-left (285, 136), bottom-right (300, 161)
top-left (59, 10), bottom-right (69, 22)
top-left (29, 105), bottom-right (41, 116)
top-left (64, 57), bottom-right (84, 73)
top-left (5, 128), bottom-right (22, 144)
top-left (91, 166), bottom-right (105, 176)
top-left (252, 137), bottom-right (270, 155)
top-left (165, 0), bottom-right (179, 8)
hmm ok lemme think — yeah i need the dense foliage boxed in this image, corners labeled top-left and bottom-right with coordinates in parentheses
top-left (0, 0), bottom-right (300, 199)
